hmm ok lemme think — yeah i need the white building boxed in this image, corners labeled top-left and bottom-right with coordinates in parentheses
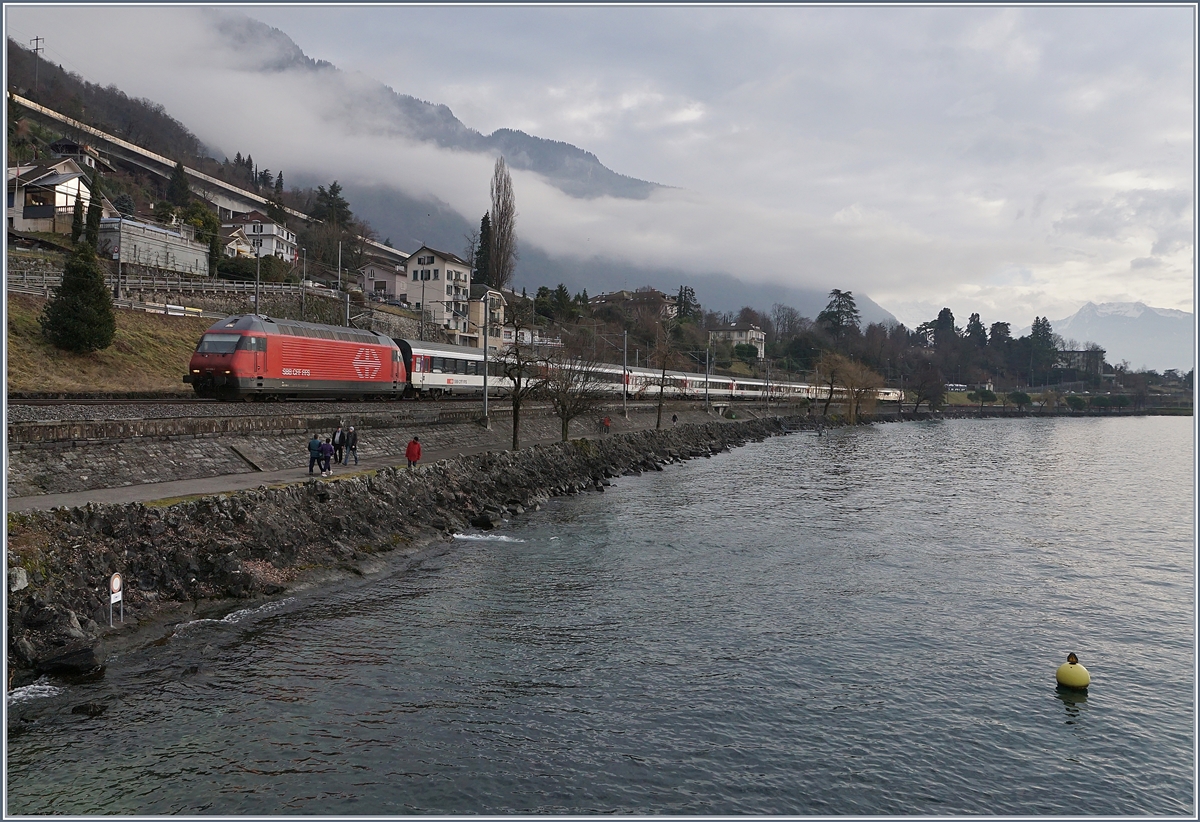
top-left (404, 245), bottom-right (474, 345)
top-left (222, 210), bottom-right (298, 262)
top-left (6, 158), bottom-right (114, 233)
top-left (709, 323), bottom-right (767, 360)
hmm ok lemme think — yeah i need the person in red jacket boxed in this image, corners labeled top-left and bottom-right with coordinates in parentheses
top-left (405, 436), bottom-right (421, 469)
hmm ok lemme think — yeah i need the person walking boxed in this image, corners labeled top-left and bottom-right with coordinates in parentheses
top-left (332, 425), bottom-right (346, 465)
top-left (344, 426), bottom-right (358, 466)
top-left (405, 435), bottom-right (422, 469)
top-left (319, 437), bottom-right (335, 476)
top-left (671, 413), bottom-right (678, 426)
top-left (602, 416), bottom-right (611, 434)
top-left (307, 433), bottom-right (322, 475)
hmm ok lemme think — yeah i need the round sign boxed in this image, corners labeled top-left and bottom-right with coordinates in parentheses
top-left (110, 573), bottom-right (122, 594)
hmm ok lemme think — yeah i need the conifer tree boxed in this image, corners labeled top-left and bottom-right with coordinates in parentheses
top-left (274, 171), bottom-right (284, 196)
top-left (70, 191), bottom-right (83, 244)
top-left (167, 160), bottom-right (191, 206)
top-left (84, 179), bottom-right (102, 249)
top-left (40, 241), bottom-right (116, 353)
top-left (474, 213), bottom-right (492, 286)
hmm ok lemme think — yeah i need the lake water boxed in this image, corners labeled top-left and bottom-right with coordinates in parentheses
top-left (6, 417), bottom-right (1194, 815)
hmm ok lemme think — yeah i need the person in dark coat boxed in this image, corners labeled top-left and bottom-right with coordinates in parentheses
top-left (405, 436), bottom-right (421, 469)
top-left (307, 433), bottom-right (322, 475)
top-left (344, 426), bottom-right (358, 466)
top-left (331, 425), bottom-right (346, 465)
top-left (319, 437), bottom-right (335, 476)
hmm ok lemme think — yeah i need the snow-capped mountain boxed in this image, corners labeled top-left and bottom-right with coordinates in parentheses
top-left (1021, 302), bottom-right (1194, 373)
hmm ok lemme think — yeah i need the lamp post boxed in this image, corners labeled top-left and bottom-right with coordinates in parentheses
top-left (482, 294), bottom-right (492, 428)
top-left (300, 247), bottom-right (306, 319)
top-left (254, 247), bottom-right (261, 315)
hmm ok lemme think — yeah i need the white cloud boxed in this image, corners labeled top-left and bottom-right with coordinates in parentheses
top-left (4, 4), bottom-right (1192, 325)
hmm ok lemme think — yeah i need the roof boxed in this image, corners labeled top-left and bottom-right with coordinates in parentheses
top-left (226, 210), bottom-right (272, 225)
top-left (469, 284), bottom-right (507, 301)
top-left (409, 245), bottom-right (471, 267)
top-left (712, 323), bottom-right (764, 333)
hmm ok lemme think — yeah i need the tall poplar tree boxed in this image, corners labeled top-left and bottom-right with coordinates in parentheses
top-left (488, 158), bottom-right (517, 291)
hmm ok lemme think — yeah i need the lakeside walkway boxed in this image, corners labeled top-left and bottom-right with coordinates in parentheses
top-left (5, 432), bottom-right (592, 514)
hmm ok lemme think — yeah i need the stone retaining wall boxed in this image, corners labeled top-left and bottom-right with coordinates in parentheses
top-left (6, 404), bottom-right (738, 498)
top-left (5, 415), bottom-right (820, 686)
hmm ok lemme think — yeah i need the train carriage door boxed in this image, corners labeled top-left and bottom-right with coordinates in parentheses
top-left (254, 335), bottom-right (265, 375)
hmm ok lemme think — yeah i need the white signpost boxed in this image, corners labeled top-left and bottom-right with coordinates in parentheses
top-left (109, 572), bottom-right (123, 627)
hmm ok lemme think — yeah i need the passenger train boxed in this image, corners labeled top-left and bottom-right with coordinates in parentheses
top-left (185, 314), bottom-right (903, 405)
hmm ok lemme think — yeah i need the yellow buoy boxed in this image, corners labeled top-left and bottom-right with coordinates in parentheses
top-left (1056, 652), bottom-right (1091, 689)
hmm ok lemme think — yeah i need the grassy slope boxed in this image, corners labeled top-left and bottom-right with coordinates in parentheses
top-left (7, 294), bottom-right (211, 394)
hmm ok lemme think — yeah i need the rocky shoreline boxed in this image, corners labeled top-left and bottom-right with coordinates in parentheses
top-left (6, 415), bottom-right (829, 690)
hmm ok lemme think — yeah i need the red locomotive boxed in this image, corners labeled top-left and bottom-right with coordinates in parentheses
top-left (184, 315), bottom-right (406, 400)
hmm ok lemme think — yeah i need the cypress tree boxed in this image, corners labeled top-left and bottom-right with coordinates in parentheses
top-left (475, 213), bottom-right (492, 286)
top-left (40, 242), bottom-right (116, 353)
top-left (70, 191), bottom-right (83, 244)
top-left (84, 180), bottom-right (102, 250)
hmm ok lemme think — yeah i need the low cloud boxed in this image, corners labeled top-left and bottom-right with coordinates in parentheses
top-left (6, 5), bottom-right (1192, 323)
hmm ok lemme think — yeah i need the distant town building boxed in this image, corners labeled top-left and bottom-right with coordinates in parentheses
top-left (404, 245), bottom-right (474, 346)
top-left (468, 284), bottom-right (508, 354)
top-left (1055, 348), bottom-right (1106, 375)
top-left (589, 287), bottom-right (678, 319)
top-left (219, 226), bottom-right (255, 258)
top-left (709, 323), bottom-right (767, 360)
top-left (47, 138), bottom-right (115, 173)
top-left (222, 210), bottom-right (298, 262)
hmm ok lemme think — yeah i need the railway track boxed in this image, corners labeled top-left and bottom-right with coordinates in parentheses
top-left (7, 394), bottom-right (489, 407)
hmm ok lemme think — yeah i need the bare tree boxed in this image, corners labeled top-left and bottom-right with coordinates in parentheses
top-left (771, 303), bottom-right (803, 342)
top-left (839, 359), bottom-right (883, 424)
top-left (501, 297), bottom-right (548, 450)
top-left (815, 351), bottom-right (848, 416)
top-left (489, 157), bottom-right (518, 291)
top-left (543, 335), bottom-right (608, 441)
top-left (653, 318), bottom-right (679, 429)
top-left (463, 225), bottom-right (480, 278)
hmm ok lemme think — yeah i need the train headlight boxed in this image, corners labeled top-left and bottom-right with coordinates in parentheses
top-left (191, 369), bottom-right (200, 374)
top-left (224, 370), bottom-right (232, 375)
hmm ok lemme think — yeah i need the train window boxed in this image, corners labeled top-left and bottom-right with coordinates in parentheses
top-left (196, 333), bottom-right (241, 353)
top-left (466, 361), bottom-right (477, 376)
top-left (432, 357), bottom-right (444, 372)
top-left (235, 335), bottom-right (265, 351)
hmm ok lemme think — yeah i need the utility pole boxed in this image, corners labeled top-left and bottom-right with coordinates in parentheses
top-left (300, 248), bottom-right (306, 319)
top-left (705, 346), bottom-right (710, 411)
top-left (254, 248), bottom-right (261, 315)
top-left (337, 241), bottom-right (342, 291)
top-left (29, 37), bottom-right (43, 96)
top-left (623, 329), bottom-right (628, 419)
top-left (344, 292), bottom-right (350, 326)
top-left (765, 355), bottom-right (770, 411)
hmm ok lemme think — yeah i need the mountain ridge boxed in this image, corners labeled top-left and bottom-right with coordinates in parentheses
top-left (1018, 301), bottom-right (1194, 373)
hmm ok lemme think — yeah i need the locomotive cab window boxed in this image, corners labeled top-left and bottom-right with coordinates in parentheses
top-left (196, 333), bottom-right (242, 354)
top-left (235, 336), bottom-right (266, 351)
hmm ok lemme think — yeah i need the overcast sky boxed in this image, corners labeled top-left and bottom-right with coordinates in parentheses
top-left (6, 5), bottom-right (1194, 327)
